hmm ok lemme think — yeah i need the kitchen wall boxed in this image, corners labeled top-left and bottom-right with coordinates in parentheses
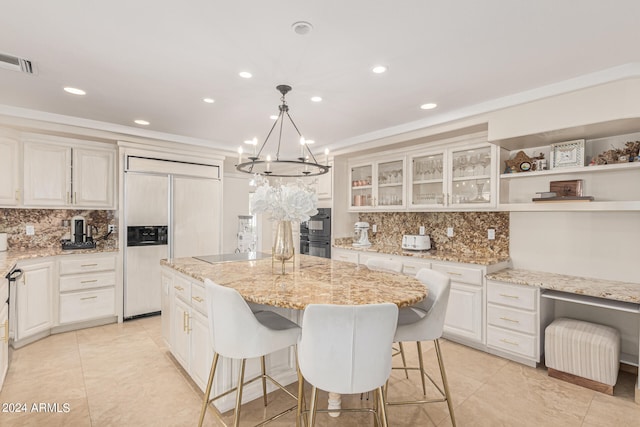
top-left (0, 208), bottom-right (118, 250)
top-left (355, 211), bottom-right (509, 259)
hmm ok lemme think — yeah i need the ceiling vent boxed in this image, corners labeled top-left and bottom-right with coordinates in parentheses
top-left (0, 52), bottom-right (35, 74)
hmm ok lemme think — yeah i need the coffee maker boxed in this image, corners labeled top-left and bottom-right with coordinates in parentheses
top-left (353, 222), bottom-right (371, 247)
top-left (61, 215), bottom-right (97, 250)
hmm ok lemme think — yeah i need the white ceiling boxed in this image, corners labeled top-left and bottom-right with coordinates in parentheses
top-left (1, 1), bottom-right (640, 157)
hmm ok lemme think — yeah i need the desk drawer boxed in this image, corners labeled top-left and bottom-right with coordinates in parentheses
top-left (487, 326), bottom-right (536, 358)
top-left (487, 281), bottom-right (536, 310)
top-left (191, 283), bottom-right (207, 315)
top-left (60, 255), bottom-right (116, 275)
top-left (60, 271), bottom-right (116, 292)
top-left (432, 263), bottom-right (483, 285)
top-left (487, 304), bottom-right (536, 334)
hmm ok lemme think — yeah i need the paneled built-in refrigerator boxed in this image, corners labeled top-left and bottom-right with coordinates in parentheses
top-left (124, 158), bottom-right (220, 319)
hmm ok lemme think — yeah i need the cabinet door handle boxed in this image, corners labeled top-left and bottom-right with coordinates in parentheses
top-left (15, 189), bottom-right (20, 202)
top-left (80, 296), bottom-right (98, 301)
top-left (500, 338), bottom-right (519, 346)
top-left (447, 272), bottom-right (462, 276)
top-left (74, 192), bottom-right (77, 204)
top-left (499, 316), bottom-right (519, 323)
top-left (67, 191), bottom-right (70, 204)
top-left (81, 279), bottom-right (98, 284)
top-left (192, 296), bottom-right (204, 303)
top-left (174, 285), bottom-right (184, 291)
top-left (81, 263), bottom-right (98, 267)
top-left (499, 293), bottom-right (520, 299)
top-left (2, 320), bottom-right (8, 343)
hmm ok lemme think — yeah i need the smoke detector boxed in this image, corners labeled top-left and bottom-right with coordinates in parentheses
top-left (291, 21), bottom-right (313, 35)
top-left (0, 52), bottom-right (35, 74)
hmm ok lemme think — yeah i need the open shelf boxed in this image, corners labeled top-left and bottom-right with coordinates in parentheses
top-left (501, 161), bottom-right (640, 179)
top-left (498, 200), bottom-right (640, 212)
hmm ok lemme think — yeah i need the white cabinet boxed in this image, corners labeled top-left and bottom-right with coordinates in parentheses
top-left (23, 137), bottom-right (116, 208)
top-left (349, 157), bottom-right (406, 210)
top-left (0, 136), bottom-right (20, 206)
top-left (0, 302), bottom-right (8, 391)
top-left (313, 160), bottom-right (333, 200)
top-left (161, 271), bottom-right (172, 347)
top-left (15, 260), bottom-right (54, 342)
top-left (486, 280), bottom-right (553, 367)
top-left (432, 262), bottom-right (485, 346)
top-left (58, 253), bottom-right (117, 325)
top-left (332, 247), bottom-right (359, 264)
top-left (23, 141), bottom-right (71, 206)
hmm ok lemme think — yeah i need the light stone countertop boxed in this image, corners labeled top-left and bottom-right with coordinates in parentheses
top-left (0, 247), bottom-right (119, 278)
top-left (332, 241), bottom-right (510, 266)
top-left (161, 254), bottom-right (427, 310)
top-left (486, 268), bottom-right (640, 304)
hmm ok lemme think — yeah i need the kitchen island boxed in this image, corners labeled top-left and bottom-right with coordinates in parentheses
top-left (160, 254), bottom-right (426, 413)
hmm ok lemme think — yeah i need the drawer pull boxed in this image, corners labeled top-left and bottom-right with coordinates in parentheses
top-left (447, 272), bottom-right (462, 276)
top-left (81, 280), bottom-right (98, 284)
top-left (500, 338), bottom-right (519, 346)
top-left (192, 296), bottom-right (204, 303)
top-left (81, 263), bottom-right (98, 267)
top-left (80, 296), bottom-right (98, 301)
top-left (499, 317), bottom-right (519, 323)
top-left (499, 293), bottom-right (519, 299)
top-left (174, 286), bottom-right (184, 291)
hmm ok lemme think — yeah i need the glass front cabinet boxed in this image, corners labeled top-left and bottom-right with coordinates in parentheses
top-left (349, 157), bottom-right (406, 210)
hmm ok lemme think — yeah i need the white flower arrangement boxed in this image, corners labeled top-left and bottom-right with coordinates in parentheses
top-left (250, 176), bottom-right (318, 222)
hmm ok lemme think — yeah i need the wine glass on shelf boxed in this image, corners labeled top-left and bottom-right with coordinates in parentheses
top-left (480, 152), bottom-right (491, 175)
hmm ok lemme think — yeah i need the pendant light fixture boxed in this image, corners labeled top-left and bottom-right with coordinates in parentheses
top-left (236, 85), bottom-right (330, 177)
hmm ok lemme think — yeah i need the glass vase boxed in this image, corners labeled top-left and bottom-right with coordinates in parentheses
top-left (272, 220), bottom-right (294, 274)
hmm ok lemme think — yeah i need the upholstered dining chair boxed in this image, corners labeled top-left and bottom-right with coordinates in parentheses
top-left (364, 257), bottom-right (411, 380)
top-left (386, 268), bottom-right (456, 426)
top-left (297, 303), bottom-right (399, 427)
top-left (198, 279), bottom-right (301, 427)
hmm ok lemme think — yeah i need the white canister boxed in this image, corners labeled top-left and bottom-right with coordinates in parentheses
top-left (0, 233), bottom-right (7, 252)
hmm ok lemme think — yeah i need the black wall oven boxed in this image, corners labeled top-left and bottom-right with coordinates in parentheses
top-left (300, 208), bottom-right (331, 259)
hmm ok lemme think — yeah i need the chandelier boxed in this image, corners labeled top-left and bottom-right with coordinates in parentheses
top-left (236, 84), bottom-right (331, 177)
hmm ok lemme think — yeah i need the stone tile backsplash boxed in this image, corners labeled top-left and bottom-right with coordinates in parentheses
top-left (0, 209), bottom-right (118, 251)
top-left (356, 211), bottom-right (509, 259)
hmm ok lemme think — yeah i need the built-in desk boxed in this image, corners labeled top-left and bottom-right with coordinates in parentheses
top-left (486, 268), bottom-right (640, 403)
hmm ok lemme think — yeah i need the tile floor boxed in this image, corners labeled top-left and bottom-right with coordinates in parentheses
top-left (0, 316), bottom-right (639, 426)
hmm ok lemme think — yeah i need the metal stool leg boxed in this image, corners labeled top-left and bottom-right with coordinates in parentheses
top-left (434, 339), bottom-right (456, 427)
top-left (398, 342), bottom-right (410, 379)
top-left (416, 341), bottom-right (428, 395)
top-left (377, 387), bottom-right (389, 427)
top-left (261, 355), bottom-right (268, 407)
top-left (233, 359), bottom-right (247, 427)
top-left (198, 353), bottom-right (219, 427)
top-left (308, 386), bottom-right (319, 427)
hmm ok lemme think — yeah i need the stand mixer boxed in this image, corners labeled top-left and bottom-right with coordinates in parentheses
top-left (352, 222), bottom-right (371, 247)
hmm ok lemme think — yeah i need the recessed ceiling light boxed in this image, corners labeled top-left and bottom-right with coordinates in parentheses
top-left (310, 96), bottom-right (322, 102)
top-left (372, 65), bottom-right (387, 74)
top-left (203, 98), bottom-right (215, 104)
top-left (292, 21), bottom-right (313, 35)
top-left (420, 103), bottom-right (437, 110)
top-left (239, 71), bottom-right (252, 79)
top-left (134, 119), bottom-right (150, 126)
top-left (269, 115), bottom-right (278, 120)
top-left (63, 87), bottom-right (86, 95)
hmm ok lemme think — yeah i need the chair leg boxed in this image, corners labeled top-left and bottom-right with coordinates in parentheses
top-left (398, 342), bottom-right (409, 379)
top-left (308, 386), bottom-right (319, 427)
top-left (233, 359), bottom-right (247, 427)
top-left (296, 362), bottom-right (305, 427)
top-left (434, 339), bottom-right (456, 427)
top-left (416, 341), bottom-right (428, 395)
top-left (261, 355), bottom-right (268, 407)
top-left (372, 386), bottom-right (379, 427)
top-left (198, 352), bottom-right (219, 427)
top-left (377, 386), bottom-right (389, 427)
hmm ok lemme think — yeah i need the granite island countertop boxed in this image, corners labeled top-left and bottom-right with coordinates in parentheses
top-left (161, 254), bottom-right (427, 310)
top-left (332, 241), bottom-right (510, 266)
top-left (0, 246), bottom-right (119, 278)
top-left (486, 268), bottom-right (640, 304)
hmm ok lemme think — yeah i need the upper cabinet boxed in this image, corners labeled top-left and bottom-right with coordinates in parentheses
top-left (22, 136), bottom-right (116, 209)
top-left (348, 132), bottom-right (502, 212)
top-left (0, 136), bottom-right (20, 206)
top-left (349, 156), bottom-right (406, 210)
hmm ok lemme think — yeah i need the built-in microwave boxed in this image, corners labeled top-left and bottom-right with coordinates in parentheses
top-left (308, 208), bottom-right (331, 239)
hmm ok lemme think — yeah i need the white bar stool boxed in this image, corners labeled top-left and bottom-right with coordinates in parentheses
top-left (198, 279), bottom-right (301, 427)
top-left (297, 303), bottom-right (398, 426)
top-left (386, 268), bottom-right (457, 426)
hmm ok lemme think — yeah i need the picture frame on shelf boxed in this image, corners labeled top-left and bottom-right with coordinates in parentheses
top-left (550, 139), bottom-right (585, 169)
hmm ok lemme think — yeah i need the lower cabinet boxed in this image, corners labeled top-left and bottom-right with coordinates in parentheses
top-left (162, 266), bottom-right (299, 413)
top-left (16, 260), bottom-right (54, 342)
top-left (0, 302), bottom-right (8, 391)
